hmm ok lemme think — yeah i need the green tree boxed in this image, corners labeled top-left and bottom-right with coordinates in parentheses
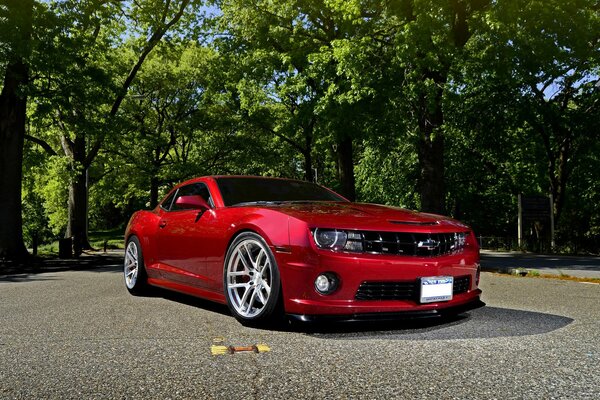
top-left (25, 0), bottom-right (202, 254)
top-left (215, 0), bottom-right (393, 200)
top-left (452, 0), bottom-right (600, 231)
top-left (117, 43), bottom-right (217, 208)
top-left (378, 0), bottom-right (491, 213)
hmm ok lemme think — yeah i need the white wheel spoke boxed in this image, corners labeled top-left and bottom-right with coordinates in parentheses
top-left (260, 259), bottom-right (270, 274)
top-left (261, 280), bottom-right (271, 295)
top-left (255, 249), bottom-right (266, 271)
top-left (244, 243), bottom-right (256, 268)
top-left (256, 288), bottom-right (267, 304)
top-left (246, 288), bottom-right (258, 311)
top-left (127, 247), bottom-right (136, 260)
top-left (229, 282), bottom-right (249, 289)
top-left (239, 286), bottom-right (253, 310)
top-left (237, 249), bottom-right (251, 271)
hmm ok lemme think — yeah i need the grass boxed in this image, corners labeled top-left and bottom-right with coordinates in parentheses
top-left (89, 228), bottom-right (125, 250)
top-left (499, 270), bottom-right (600, 285)
top-left (34, 228), bottom-right (124, 256)
top-left (533, 274), bottom-right (600, 284)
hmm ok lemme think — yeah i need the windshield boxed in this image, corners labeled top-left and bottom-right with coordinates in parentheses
top-left (216, 177), bottom-right (347, 206)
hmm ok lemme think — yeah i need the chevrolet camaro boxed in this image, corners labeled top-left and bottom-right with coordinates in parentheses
top-left (124, 176), bottom-right (484, 324)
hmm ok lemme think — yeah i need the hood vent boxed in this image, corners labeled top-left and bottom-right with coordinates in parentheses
top-left (388, 220), bottom-right (439, 226)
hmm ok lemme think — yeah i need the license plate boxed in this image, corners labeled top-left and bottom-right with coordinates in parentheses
top-left (420, 276), bottom-right (453, 303)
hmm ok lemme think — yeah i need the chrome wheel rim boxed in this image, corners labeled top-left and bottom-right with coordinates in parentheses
top-left (226, 238), bottom-right (273, 318)
top-left (124, 241), bottom-right (139, 289)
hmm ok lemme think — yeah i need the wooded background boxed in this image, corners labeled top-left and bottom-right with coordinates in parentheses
top-left (1, 0), bottom-right (599, 259)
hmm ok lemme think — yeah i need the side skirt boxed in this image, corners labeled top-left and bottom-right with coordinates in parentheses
top-left (147, 277), bottom-right (226, 304)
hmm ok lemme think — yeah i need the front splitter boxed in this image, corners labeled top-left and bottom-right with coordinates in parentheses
top-left (287, 297), bottom-right (485, 324)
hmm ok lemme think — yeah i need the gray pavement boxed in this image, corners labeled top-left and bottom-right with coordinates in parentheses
top-left (0, 263), bottom-right (599, 399)
top-left (481, 250), bottom-right (600, 279)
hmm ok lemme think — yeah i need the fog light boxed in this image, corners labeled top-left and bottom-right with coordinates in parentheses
top-left (314, 273), bottom-right (338, 295)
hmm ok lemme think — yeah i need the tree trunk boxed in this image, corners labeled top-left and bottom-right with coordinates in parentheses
top-left (65, 169), bottom-right (91, 254)
top-left (417, 94), bottom-right (446, 214)
top-left (0, 61), bottom-right (29, 260)
top-left (63, 133), bottom-right (91, 254)
top-left (547, 131), bottom-right (571, 225)
top-left (409, 1), bottom-right (483, 215)
top-left (303, 121), bottom-right (315, 182)
top-left (303, 150), bottom-right (314, 182)
top-left (417, 132), bottom-right (446, 214)
top-left (336, 136), bottom-right (356, 201)
top-left (0, 0), bottom-right (33, 260)
top-left (150, 175), bottom-right (160, 209)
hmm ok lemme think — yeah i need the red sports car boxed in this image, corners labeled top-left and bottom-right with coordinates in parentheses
top-left (124, 176), bottom-right (483, 324)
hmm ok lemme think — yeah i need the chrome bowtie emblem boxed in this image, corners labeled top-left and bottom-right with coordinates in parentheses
top-left (417, 238), bottom-right (439, 250)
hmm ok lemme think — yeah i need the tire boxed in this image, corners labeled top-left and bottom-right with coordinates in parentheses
top-left (223, 232), bottom-right (282, 325)
top-left (124, 235), bottom-right (149, 295)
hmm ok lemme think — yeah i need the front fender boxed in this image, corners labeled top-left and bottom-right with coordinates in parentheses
top-left (124, 210), bottom-right (161, 266)
top-left (224, 210), bottom-right (291, 249)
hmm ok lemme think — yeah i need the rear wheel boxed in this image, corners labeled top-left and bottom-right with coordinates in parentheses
top-left (224, 232), bottom-right (282, 324)
top-left (124, 236), bottom-right (148, 295)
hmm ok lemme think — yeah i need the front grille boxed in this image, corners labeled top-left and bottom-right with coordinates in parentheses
top-left (361, 231), bottom-right (467, 257)
top-left (355, 275), bottom-right (471, 301)
top-left (355, 281), bottom-right (417, 301)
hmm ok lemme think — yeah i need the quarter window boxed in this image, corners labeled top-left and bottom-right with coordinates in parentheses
top-left (160, 189), bottom-right (179, 211)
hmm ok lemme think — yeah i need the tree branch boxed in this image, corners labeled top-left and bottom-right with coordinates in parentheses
top-left (86, 0), bottom-right (192, 166)
top-left (109, 0), bottom-right (191, 118)
top-left (24, 135), bottom-right (57, 156)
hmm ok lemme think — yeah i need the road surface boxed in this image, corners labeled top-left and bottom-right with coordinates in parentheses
top-left (0, 260), bottom-right (598, 399)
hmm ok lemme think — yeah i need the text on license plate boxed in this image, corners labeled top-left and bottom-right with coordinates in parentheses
top-left (420, 276), bottom-right (453, 303)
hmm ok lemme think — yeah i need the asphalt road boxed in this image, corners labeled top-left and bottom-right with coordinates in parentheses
top-left (481, 250), bottom-right (600, 279)
top-left (1, 262), bottom-right (599, 399)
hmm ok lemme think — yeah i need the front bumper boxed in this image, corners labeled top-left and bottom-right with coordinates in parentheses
top-left (277, 245), bottom-right (482, 316)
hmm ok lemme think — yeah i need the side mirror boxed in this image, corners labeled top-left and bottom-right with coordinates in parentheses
top-left (175, 195), bottom-right (211, 211)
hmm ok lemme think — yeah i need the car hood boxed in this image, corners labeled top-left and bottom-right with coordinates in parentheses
top-left (260, 202), bottom-right (470, 232)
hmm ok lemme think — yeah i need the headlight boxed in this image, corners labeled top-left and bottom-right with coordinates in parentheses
top-left (313, 228), bottom-right (347, 249)
top-left (313, 229), bottom-right (363, 252)
top-left (452, 232), bottom-right (467, 250)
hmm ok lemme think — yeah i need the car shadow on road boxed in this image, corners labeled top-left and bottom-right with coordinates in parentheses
top-left (301, 307), bottom-right (574, 340)
top-left (0, 252), bottom-right (123, 283)
top-left (138, 289), bottom-right (574, 340)
top-left (147, 287), bottom-right (233, 317)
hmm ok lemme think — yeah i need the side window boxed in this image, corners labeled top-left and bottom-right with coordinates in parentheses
top-left (170, 183), bottom-right (213, 211)
top-left (160, 189), bottom-right (179, 211)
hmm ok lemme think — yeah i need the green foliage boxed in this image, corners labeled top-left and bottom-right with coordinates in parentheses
top-left (21, 191), bottom-right (53, 247)
top-left (355, 139), bottom-right (420, 208)
top-left (38, 156), bottom-right (72, 235)
top-left (9, 0), bottom-right (600, 253)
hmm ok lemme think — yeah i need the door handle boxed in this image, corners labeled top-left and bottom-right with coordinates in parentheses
top-left (159, 221), bottom-right (167, 228)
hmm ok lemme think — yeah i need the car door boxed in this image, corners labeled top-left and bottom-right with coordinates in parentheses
top-left (156, 182), bottom-right (216, 288)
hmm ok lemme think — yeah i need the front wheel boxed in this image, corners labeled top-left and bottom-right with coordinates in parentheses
top-left (124, 236), bottom-right (149, 295)
top-left (224, 232), bottom-right (282, 325)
